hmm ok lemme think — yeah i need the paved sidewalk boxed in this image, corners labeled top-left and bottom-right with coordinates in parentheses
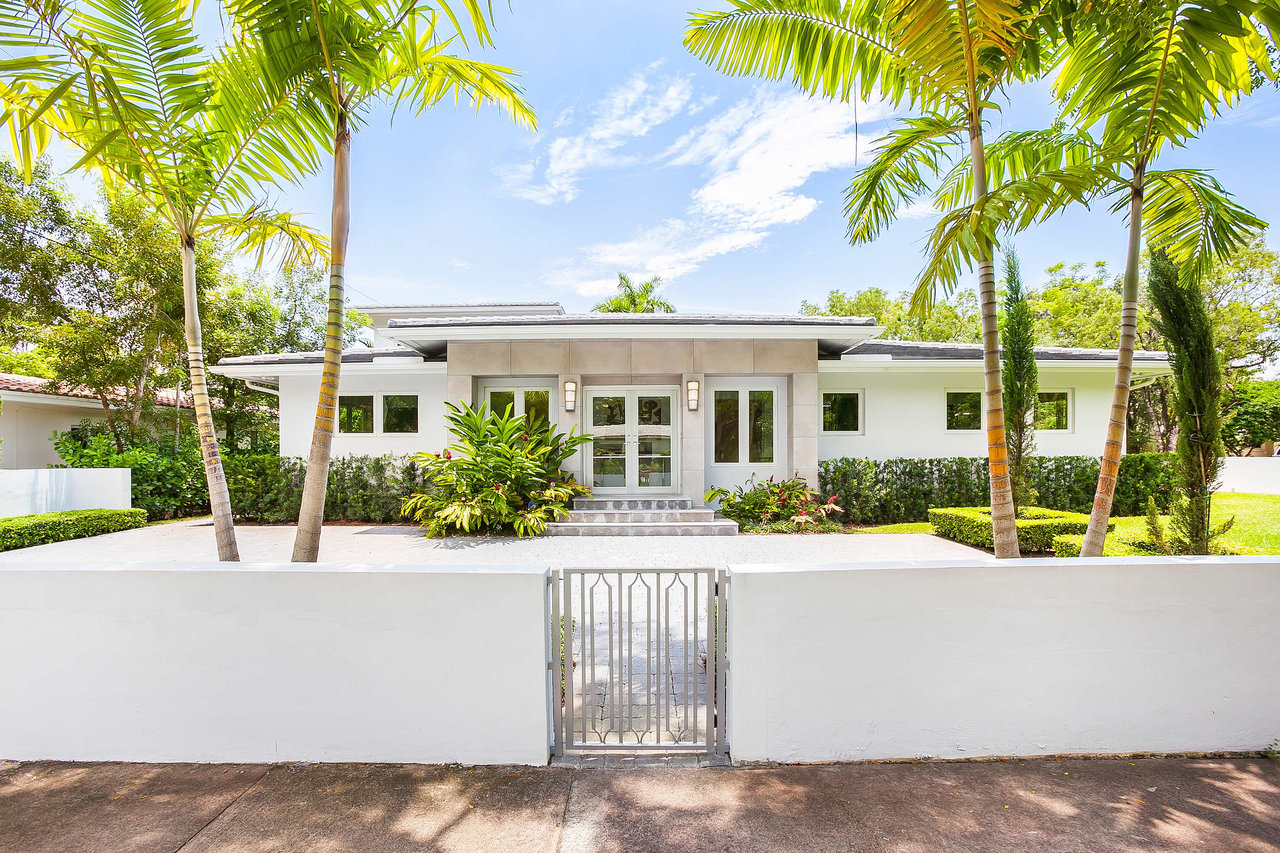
top-left (2, 757), bottom-right (1277, 852)
top-left (0, 519), bottom-right (984, 566)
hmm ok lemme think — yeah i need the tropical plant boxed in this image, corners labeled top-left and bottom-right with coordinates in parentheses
top-left (801, 286), bottom-right (982, 342)
top-left (592, 273), bottom-right (674, 313)
top-left (684, 0), bottom-right (1069, 557)
top-left (228, 0), bottom-right (536, 561)
top-left (1146, 249), bottom-right (1234, 554)
top-left (402, 402), bottom-right (592, 538)
top-left (0, 0), bottom-right (330, 559)
top-left (1000, 248), bottom-right (1038, 513)
top-left (705, 474), bottom-right (842, 531)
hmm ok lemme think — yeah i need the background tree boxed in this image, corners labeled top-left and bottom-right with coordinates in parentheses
top-left (1000, 249), bottom-right (1037, 513)
top-left (230, 0), bottom-right (535, 562)
top-left (1221, 379), bottom-right (1280, 455)
top-left (1146, 249), bottom-right (1231, 554)
top-left (0, 0), bottom-right (331, 559)
top-left (592, 273), bottom-right (675, 313)
top-left (801, 287), bottom-right (981, 342)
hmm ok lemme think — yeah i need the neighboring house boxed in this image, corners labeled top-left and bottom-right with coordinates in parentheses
top-left (210, 303), bottom-right (1172, 502)
top-left (0, 373), bottom-right (192, 469)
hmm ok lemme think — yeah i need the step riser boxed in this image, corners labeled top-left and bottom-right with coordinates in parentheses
top-left (544, 523), bottom-right (738, 537)
top-left (566, 511), bottom-right (716, 523)
top-left (573, 498), bottom-right (694, 511)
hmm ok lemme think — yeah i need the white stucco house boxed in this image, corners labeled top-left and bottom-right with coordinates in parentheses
top-left (210, 303), bottom-right (1171, 508)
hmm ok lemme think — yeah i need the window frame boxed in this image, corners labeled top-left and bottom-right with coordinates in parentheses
top-left (381, 393), bottom-right (420, 435)
top-left (337, 392), bottom-right (420, 435)
top-left (943, 389), bottom-right (984, 433)
top-left (820, 389), bottom-right (865, 435)
top-left (336, 394), bottom-right (375, 434)
top-left (476, 378), bottom-right (557, 423)
top-left (1033, 389), bottom-right (1074, 433)
top-left (707, 379), bottom-right (783, 468)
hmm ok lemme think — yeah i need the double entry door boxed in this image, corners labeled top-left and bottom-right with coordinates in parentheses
top-left (585, 387), bottom-right (679, 494)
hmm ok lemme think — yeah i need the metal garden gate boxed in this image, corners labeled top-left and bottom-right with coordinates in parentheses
top-left (550, 568), bottom-right (728, 756)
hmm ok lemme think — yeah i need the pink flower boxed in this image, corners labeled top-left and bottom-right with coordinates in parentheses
top-left (442, 449), bottom-right (452, 460)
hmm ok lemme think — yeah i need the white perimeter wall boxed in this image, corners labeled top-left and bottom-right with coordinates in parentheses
top-left (277, 368), bottom-right (450, 458)
top-left (818, 367), bottom-right (1113, 460)
top-left (1220, 457), bottom-right (1280, 494)
top-left (0, 564), bottom-right (550, 764)
top-left (0, 468), bottom-right (131, 518)
top-left (729, 557), bottom-right (1280, 763)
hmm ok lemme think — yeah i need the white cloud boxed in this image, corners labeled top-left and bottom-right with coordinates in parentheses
top-left (497, 62), bottom-right (698, 205)
top-left (896, 199), bottom-right (938, 220)
top-left (549, 88), bottom-right (893, 296)
top-left (449, 258), bottom-right (471, 270)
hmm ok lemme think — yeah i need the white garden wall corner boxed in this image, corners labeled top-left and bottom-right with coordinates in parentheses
top-left (0, 468), bottom-right (131, 518)
top-left (1219, 457), bottom-right (1280, 494)
top-left (0, 563), bottom-right (550, 765)
top-left (727, 557), bottom-right (1280, 763)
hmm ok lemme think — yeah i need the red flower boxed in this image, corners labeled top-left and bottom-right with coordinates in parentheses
top-left (442, 449), bottom-right (452, 459)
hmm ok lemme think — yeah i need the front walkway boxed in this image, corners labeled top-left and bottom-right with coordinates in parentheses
top-left (0, 519), bottom-right (984, 566)
top-left (2, 757), bottom-right (1276, 852)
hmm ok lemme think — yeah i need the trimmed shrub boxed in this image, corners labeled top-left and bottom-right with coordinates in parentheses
top-left (224, 454), bottom-right (424, 523)
top-left (0, 508), bottom-right (147, 552)
top-left (821, 453), bottom-right (1175, 526)
top-left (1052, 533), bottom-right (1151, 558)
top-left (928, 506), bottom-right (1110, 553)
top-left (705, 475), bottom-right (843, 530)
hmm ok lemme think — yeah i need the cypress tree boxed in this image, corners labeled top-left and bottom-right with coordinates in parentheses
top-left (1000, 249), bottom-right (1038, 513)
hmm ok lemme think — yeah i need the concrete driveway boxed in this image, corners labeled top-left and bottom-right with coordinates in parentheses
top-left (1, 757), bottom-right (1276, 852)
top-left (0, 519), bottom-right (985, 566)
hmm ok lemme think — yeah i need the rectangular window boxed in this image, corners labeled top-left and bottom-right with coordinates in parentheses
top-left (1035, 391), bottom-right (1070, 431)
top-left (382, 395), bottom-right (418, 433)
top-left (714, 390), bottom-right (739, 463)
top-left (748, 390), bottom-right (774, 463)
top-left (822, 392), bottom-right (861, 432)
top-left (488, 390), bottom-right (516, 416)
top-left (946, 391), bottom-right (982, 431)
top-left (337, 395), bottom-right (374, 433)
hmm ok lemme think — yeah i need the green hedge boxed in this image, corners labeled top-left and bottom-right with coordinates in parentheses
top-left (821, 453), bottom-right (1175, 525)
top-left (224, 454), bottom-right (425, 523)
top-left (928, 506), bottom-right (1111, 553)
top-left (1051, 533), bottom-right (1151, 558)
top-left (0, 509), bottom-right (147, 552)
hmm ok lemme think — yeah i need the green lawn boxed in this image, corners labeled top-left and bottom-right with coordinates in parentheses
top-left (1109, 492), bottom-right (1280, 555)
top-left (851, 493), bottom-right (1279, 555)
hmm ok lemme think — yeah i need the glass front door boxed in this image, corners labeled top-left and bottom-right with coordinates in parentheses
top-left (586, 388), bottom-right (679, 493)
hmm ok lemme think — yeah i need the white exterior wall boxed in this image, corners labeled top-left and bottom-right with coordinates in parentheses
top-left (817, 367), bottom-right (1114, 460)
top-left (0, 398), bottom-right (101, 469)
top-left (729, 557), bottom-right (1280, 763)
top-left (0, 563), bottom-right (550, 764)
top-left (1219, 457), bottom-right (1280, 494)
top-left (277, 366), bottom-right (450, 458)
top-left (0, 468), bottom-right (131, 517)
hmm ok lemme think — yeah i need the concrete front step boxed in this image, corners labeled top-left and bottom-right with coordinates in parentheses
top-left (544, 520), bottom-right (739, 536)
top-left (572, 498), bottom-right (694, 511)
top-left (565, 509), bottom-right (717, 523)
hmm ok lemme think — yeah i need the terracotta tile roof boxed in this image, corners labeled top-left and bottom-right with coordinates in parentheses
top-left (0, 372), bottom-right (195, 409)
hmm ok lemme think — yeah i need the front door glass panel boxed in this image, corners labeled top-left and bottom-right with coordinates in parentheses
top-left (587, 389), bottom-right (678, 492)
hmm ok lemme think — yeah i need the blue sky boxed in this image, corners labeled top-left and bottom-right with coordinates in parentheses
top-left (55, 0), bottom-right (1280, 313)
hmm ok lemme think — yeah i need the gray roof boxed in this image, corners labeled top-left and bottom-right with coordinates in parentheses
top-left (386, 312), bottom-right (877, 329)
top-left (216, 347), bottom-right (426, 367)
top-left (846, 340), bottom-right (1169, 362)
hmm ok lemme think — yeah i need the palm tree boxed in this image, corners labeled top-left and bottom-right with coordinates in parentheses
top-left (229, 0), bottom-right (536, 562)
top-left (1052, 2), bottom-right (1272, 555)
top-left (685, 0), bottom-right (1058, 557)
top-left (592, 273), bottom-right (675, 313)
top-left (0, 0), bottom-right (329, 560)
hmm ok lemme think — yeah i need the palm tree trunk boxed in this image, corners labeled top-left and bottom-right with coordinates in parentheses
top-left (969, 121), bottom-right (1019, 558)
top-left (292, 112), bottom-right (351, 562)
top-left (181, 235), bottom-right (239, 561)
top-left (1081, 169), bottom-right (1144, 557)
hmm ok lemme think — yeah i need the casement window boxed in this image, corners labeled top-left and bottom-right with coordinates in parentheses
top-left (713, 388), bottom-right (776, 465)
top-left (945, 391), bottom-right (982, 431)
top-left (382, 394), bottom-right (419, 433)
top-left (821, 391), bottom-right (862, 433)
top-left (337, 395), bottom-right (374, 433)
top-left (1034, 391), bottom-right (1071, 431)
top-left (338, 393), bottom-right (419, 434)
top-left (480, 381), bottom-right (553, 424)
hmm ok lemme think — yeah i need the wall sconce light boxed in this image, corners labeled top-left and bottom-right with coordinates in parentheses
top-left (686, 379), bottom-right (700, 411)
top-left (564, 379), bottom-right (577, 412)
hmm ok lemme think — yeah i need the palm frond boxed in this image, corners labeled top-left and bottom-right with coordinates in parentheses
top-left (1137, 168), bottom-right (1266, 282)
top-left (205, 204), bottom-right (330, 268)
top-left (844, 113), bottom-right (963, 244)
